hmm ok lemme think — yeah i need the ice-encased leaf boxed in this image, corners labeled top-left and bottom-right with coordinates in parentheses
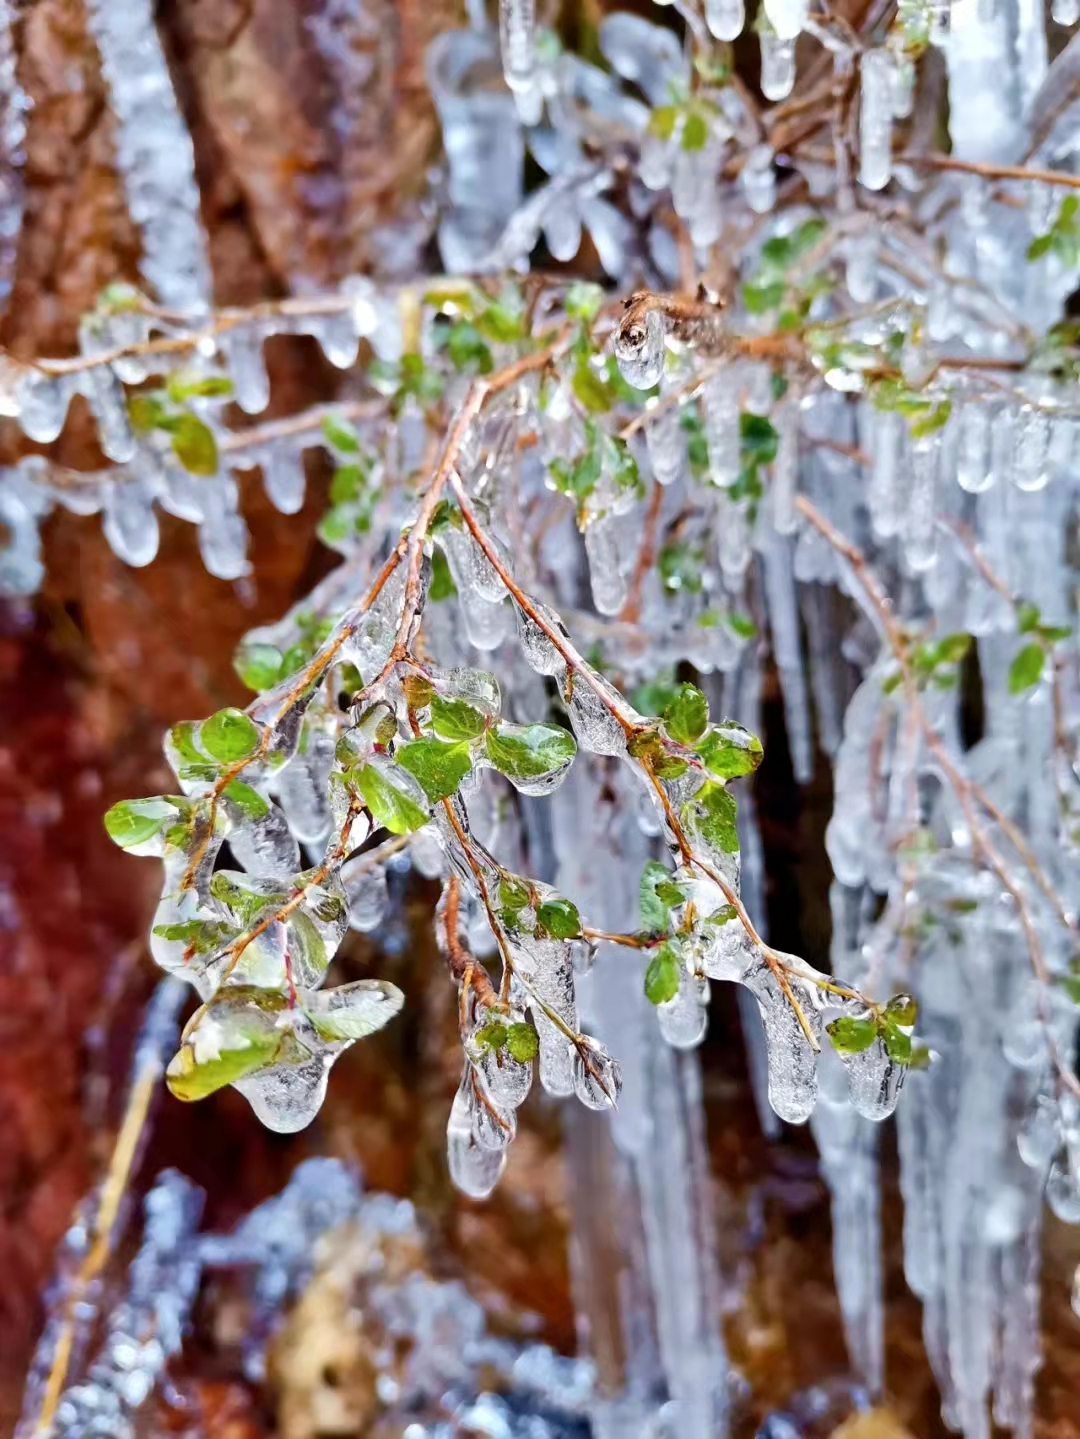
top-left (483, 720), bottom-right (577, 794)
top-left (302, 980), bottom-right (405, 1042)
top-left (166, 989), bottom-right (291, 1101)
top-left (354, 756), bottom-right (431, 833)
top-left (397, 735), bottom-right (474, 802)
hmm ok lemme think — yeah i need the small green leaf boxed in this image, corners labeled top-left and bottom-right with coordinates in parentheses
top-left (572, 360), bottom-right (613, 414)
top-left (200, 707), bottom-right (260, 763)
top-left (355, 762), bottom-right (429, 834)
top-left (475, 1020), bottom-right (509, 1051)
top-left (506, 1021), bottom-right (539, 1061)
top-left (167, 371), bottom-right (234, 401)
top-left (742, 280), bottom-right (786, 314)
top-left (396, 736), bottom-right (472, 803)
top-left (644, 943), bottom-right (681, 1005)
top-left (536, 895), bottom-right (582, 940)
top-left (933, 633), bottom-right (972, 665)
top-left (648, 104), bottom-right (678, 140)
top-left (640, 859), bottom-right (682, 934)
top-left (224, 780), bottom-right (270, 821)
top-left (909, 399), bottom-right (952, 440)
top-left (705, 903), bottom-right (738, 926)
top-left (429, 547), bottom-right (457, 601)
top-left (826, 1015), bottom-right (877, 1055)
top-left (662, 683), bottom-right (709, 745)
top-left (475, 301), bottom-right (525, 344)
top-left (128, 393), bottom-right (166, 434)
top-left (1017, 600), bottom-right (1041, 633)
top-left (727, 611), bottom-right (756, 640)
top-left (565, 282), bottom-right (604, 321)
top-left (884, 993), bottom-right (918, 1027)
top-left (1008, 641), bottom-right (1045, 694)
top-left (681, 109), bottom-right (709, 151)
top-left (304, 980), bottom-right (405, 1042)
top-left (685, 781), bottom-right (739, 854)
top-left (499, 875), bottom-right (531, 912)
top-left (330, 464), bottom-right (366, 504)
top-left (695, 720), bottom-right (764, 780)
top-left (166, 1020), bottom-right (283, 1102)
top-left (103, 797), bottom-right (173, 849)
top-left (234, 641), bottom-right (283, 692)
top-left (170, 413), bottom-right (219, 476)
top-left (430, 693), bottom-right (487, 741)
top-left (485, 722), bottom-right (577, 783)
top-left (740, 412), bottom-right (779, 464)
top-left (446, 321), bottom-right (494, 375)
top-left (321, 412), bottom-right (361, 453)
top-left (882, 1023), bottom-right (912, 1065)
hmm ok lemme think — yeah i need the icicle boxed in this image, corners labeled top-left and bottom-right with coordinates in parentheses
top-left (763, 0), bottom-right (807, 40)
top-left (221, 326), bottom-right (270, 415)
top-left (261, 447), bottom-right (307, 515)
top-left (1053, 0), bottom-right (1080, 23)
top-left (702, 371), bottom-right (740, 489)
top-left (0, 0), bottom-right (27, 310)
top-left (759, 29), bottom-right (796, 101)
top-left (761, 526), bottom-right (815, 784)
top-left (859, 51), bottom-right (894, 192)
top-left (903, 437), bottom-right (939, 572)
top-left (645, 401), bottom-right (686, 486)
top-left (742, 144), bottom-right (776, 214)
top-left (771, 401), bottom-right (800, 535)
top-left (85, 0), bottom-right (212, 308)
top-left (499, 0), bottom-right (542, 126)
top-left (103, 478), bottom-right (160, 568)
top-left (957, 401), bottom-right (993, 493)
top-left (705, 0), bottom-right (745, 40)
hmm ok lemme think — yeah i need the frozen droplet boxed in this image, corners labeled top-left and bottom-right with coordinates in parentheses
top-left (645, 402), bottom-right (686, 486)
top-left (744, 957), bottom-right (822, 1125)
top-left (447, 1072), bottom-right (507, 1199)
top-left (763, 0), bottom-right (806, 37)
top-left (1017, 1094), bottom-right (1059, 1171)
top-left (235, 1053), bottom-right (332, 1134)
top-left (573, 1036), bottom-right (622, 1110)
top-left (221, 326), bottom-right (270, 415)
top-left (759, 31), bottom-right (796, 101)
top-left (262, 449), bottom-right (306, 515)
top-left (342, 860), bottom-right (389, 933)
top-left (705, 0), bottom-right (745, 39)
top-left (614, 307), bottom-right (665, 390)
top-left (859, 51), bottom-right (894, 192)
top-left (657, 969), bottom-right (709, 1049)
top-left (742, 145), bottom-right (776, 214)
top-left (1054, 0), bottom-right (1080, 24)
top-left (956, 402), bottom-right (992, 493)
top-left (1046, 1156), bottom-right (1080, 1222)
top-left (585, 514), bottom-right (630, 616)
top-left (702, 371), bottom-right (740, 488)
top-left (103, 480), bottom-right (160, 568)
top-left (17, 370), bottom-right (72, 443)
top-left (1013, 407), bottom-right (1051, 493)
top-left (82, 366), bottom-right (137, 463)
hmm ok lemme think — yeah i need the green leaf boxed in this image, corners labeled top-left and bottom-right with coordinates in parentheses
top-left (499, 875), bottom-right (531, 912)
top-left (933, 632), bottom-right (972, 665)
top-left (910, 399), bottom-right (952, 440)
top-left (475, 301), bottom-right (525, 344)
top-left (303, 980), bottom-right (405, 1042)
top-left (200, 707), bottom-right (260, 763)
top-left (475, 1020), bottom-right (509, 1051)
top-left (1019, 602), bottom-right (1043, 642)
top-left (167, 371), bottom-right (234, 401)
top-left (430, 693), bottom-right (487, 741)
top-left (170, 413), bottom-right (219, 476)
top-left (321, 412), bottom-right (361, 453)
top-left (565, 282), bottom-right (604, 321)
top-left (572, 360), bottom-right (613, 414)
top-left (224, 780), bottom-right (271, 821)
top-left (396, 736), bottom-right (473, 803)
top-left (234, 641), bottom-right (284, 692)
top-left (740, 412), bottom-right (779, 464)
top-left (152, 918), bottom-right (235, 954)
top-left (695, 720), bottom-right (764, 779)
top-left (485, 722), bottom-right (577, 783)
top-left (882, 1023), bottom-right (912, 1065)
top-left (648, 104), bottom-right (678, 140)
top-left (633, 676), bottom-right (682, 717)
top-left (826, 1015), bottom-right (877, 1055)
top-left (658, 541), bottom-right (703, 595)
top-left (103, 796), bottom-right (173, 849)
top-left (128, 393), bottom-right (166, 434)
top-left (640, 859), bottom-right (683, 933)
top-left (681, 109), bottom-right (709, 151)
top-left (506, 1021), bottom-right (539, 1061)
top-left (727, 611), bottom-right (756, 640)
top-left (536, 895), bottom-right (582, 940)
top-left (743, 280), bottom-right (786, 314)
top-left (705, 903), bottom-right (738, 926)
top-left (686, 781), bottom-right (739, 854)
top-left (662, 683), bottom-right (709, 745)
top-left (884, 993), bottom-right (918, 1027)
top-left (429, 547), bottom-right (457, 601)
top-left (1008, 641), bottom-right (1045, 694)
top-left (355, 762), bottom-right (429, 834)
top-left (166, 1019), bottom-right (283, 1102)
top-left (330, 463), bottom-right (366, 504)
top-left (447, 321), bottom-right (494, 375)
top-left (644, 943), bottom-right (681, 1005)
